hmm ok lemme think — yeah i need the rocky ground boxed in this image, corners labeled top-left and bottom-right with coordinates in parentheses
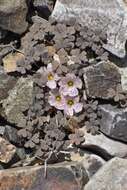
top-left (0, 0), bottom-right (127, 190)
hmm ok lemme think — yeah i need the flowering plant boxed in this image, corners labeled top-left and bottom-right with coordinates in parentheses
top-left (44, 63), bottom-right (83, 116)
top-left (44, 63), bottom-right (60, 89)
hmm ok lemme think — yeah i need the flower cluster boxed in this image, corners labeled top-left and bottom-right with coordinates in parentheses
top-left (45, 63), bottom-right (83, 116)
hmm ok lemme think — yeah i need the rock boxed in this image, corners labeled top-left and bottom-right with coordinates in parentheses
top-left (84, 157), bottom-right (127, 190)
top-left (70, 150), bottom-right (105, 178)
top-left (0, 165), bottom-right (3, 170)
top-left (0, 28), bottom-right (7, 41)
top-left (81, 153), bottom-right (106, 178)
top-left (83, 61), bottom-right (121, 99)
top-left (0, 0), bottom-right (28, 34)
top-left (0, 162), bottom-right (87, 190)
top-left (0, 137), bottom-right (16, 163)
top-left (99, 105), bottom-right (127, 143)
top-left (81, 127), bottom-right (127, 158)
top-left (1, 77), bottom-right (33, 125)
top-left (119, 67), bottom-right (127, 91)
top-left (33, 0), bottom-right (53, 19)
top-left (0, 126), bottom-right (5, 136)
top-left (4, 125), bottom-right (20, 144)
top-left (16, 148), bottom-right (26, 160)
top-left (0, 72), bottom-right (17, 102)
top-left (0, 47), bottom-right (13, 62)
top-left (2, 52), bottom-right (25, 73)
top-left (52, 0), bottom-right (127, 58)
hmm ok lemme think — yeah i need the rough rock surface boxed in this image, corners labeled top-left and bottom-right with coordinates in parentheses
top-left (70, 151), bottom-right (105, 178)
top-left (0, 0), bottom-right (28, 34)
top-left (84, 157), bottom-right (127, 190)
top-left (81, 128), bottom-right (127, 158)
top-left (1, 77), bottom-right (33, 125)
top-left (33, 0), bottom-right (53, 19)
top-left (99, 105), bottom-right (127, 143)
top-left (0, 126), bottom-right (5, 136)
top-left (0, 162), bottom-right (87, 190)
top-left (119, 67), bottom-right (127, 91)
top-left (0, 72), bottom-right (17, 102)
top-left (0, 137), bottom-right (16, 163)
top-left (83, 61), bottom-right (121, 99)
top-left (81, 153), bottom-right (106, 178)
top-left (52, 0), bottom-right (127, 58)
top-left (2, 52), bottom-right (25, 73)
top-left (4, 125), bottom-right (20, 144)
top-left (0, 28), bottom-right (7, 41)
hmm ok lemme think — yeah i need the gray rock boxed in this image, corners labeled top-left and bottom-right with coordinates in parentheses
top-left (81, 153), bottom-right (106, 178)
top-left (0, 47), bottom-right (13, 62)
top-left (99, 105), bottom-right (127, 143)
top-left (33, 0), bottom-right (50, 7)
top-left (16, 148), bottom-right (26, 160)
top-left (52, 0), bottom-right (127, 58)
top-left (0, 0), bottom-right (28, 34)
top-left (0, 165), bottom-right (3, 170)
top-left (83, 61), bottom-right (121, 99)
top-left (4, 125), bottom-right (20, 144)
top-left (1, 77), bottom-right (33, 125)
top-left (84, 157), bottom-right (127, 190)
top-left (33, 0), bottom-right (52, 19)
top-left (119, 67), bottom-right (127, 91)
top-left (0, 126), bottom-right (5, 136)
top-left (0, 72), bottom-right (17, 102)
top-left (81, 127), bottom-right (127, 158)
top-left (0, 137), bottom-right (16, 163)
top-left (70, 150), bottom-right (105, 178)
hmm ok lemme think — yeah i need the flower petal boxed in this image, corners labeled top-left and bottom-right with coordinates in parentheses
top-left (48, 95), bottom-right (55, 106)
top-left (59, 86), bottom-right (69, 96)
top-left (69, 87), bottom-right (78, 97)
top-left (47, 63), bottom-right (53, 72)
top-left (64, 106), bottom-right (74, 116)
top-left (59, 77), bottom-right (67, 86)
top-left (47, 80), bottom-right (56, 89)
top-left (54, 54), bottom-right (60, 63)
top-left (73, 103), bottom-right (83, 113)
top-left (55, 102), bottom-right (65, 110)
top-left (74, 96), bottom-right (80, 103)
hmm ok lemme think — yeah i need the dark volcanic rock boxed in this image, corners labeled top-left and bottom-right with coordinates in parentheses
top-left (0, 0), bottom-right (28, 34)
top-left (0, 162), bottom-right (87, 190)
top-left (99, 104), bottom-right (127, 143)
top-left (83, 61), bottom-right (121, 99)
top-left (33, 0), bottom-right (53, 19)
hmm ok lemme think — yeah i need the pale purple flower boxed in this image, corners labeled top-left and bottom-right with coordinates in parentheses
top-left (48, 90), bottom-right (65, 110)
top-left (64, 96), bottom-right (83, 116)
top-left (59, 73), bottom-right (82, 97)
top-left (44, 63), bottom-right (60, 89)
